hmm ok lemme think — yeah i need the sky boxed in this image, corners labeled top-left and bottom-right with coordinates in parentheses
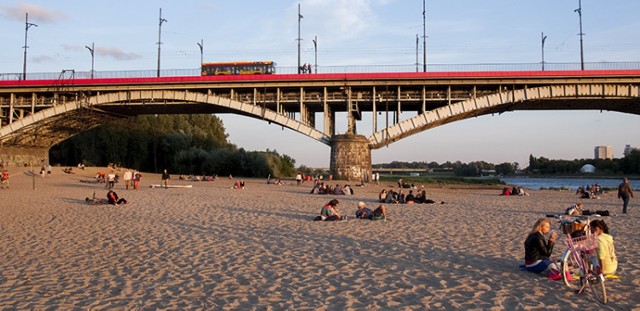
top-left (1, 0), bottom-right (639, 168)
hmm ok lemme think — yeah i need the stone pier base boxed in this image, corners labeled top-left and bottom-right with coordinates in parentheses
top-left (330, 134), bottom-right (371, 182)
top-left (0, 146), bottom-right (48, 168)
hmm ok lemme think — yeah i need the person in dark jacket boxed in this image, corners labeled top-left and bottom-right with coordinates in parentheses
top-left (618, 177), bottom-right (634, 214)
top-left (523, 218), bottom-right (559, 277)
top-left (107, 190), bottom-right (128, 205)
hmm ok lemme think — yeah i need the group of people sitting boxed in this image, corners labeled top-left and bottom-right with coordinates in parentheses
top-left (232, 180), bottom-right (246, 189)
top-left (378, 188), bottom-right (444, 204)
top-left (397, 178), bottom-right (416, 189)
top-left (576, 184), bottom-right (602, 199)
top-left (501, 186), bottom-right (528, 196)
top-left (315, 199), bottom-right (387, 221)
top-left (309, 183), bottom-right (354, 195)
top-left (522, 203), bottom-right (617, 281)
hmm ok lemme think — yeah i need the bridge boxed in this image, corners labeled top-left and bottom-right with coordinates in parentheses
top-left (1, 69), bottom-right (640, 180)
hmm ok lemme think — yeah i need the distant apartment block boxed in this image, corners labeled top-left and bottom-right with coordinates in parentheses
top-left (594, 145), bottom-right (613, 159)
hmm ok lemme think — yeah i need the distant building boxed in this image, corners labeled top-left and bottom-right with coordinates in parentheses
top-left (623, 144), bottom-right (637, 156)
top-left (594, 146), bottom-right (613, 160)
top-left (580, 164), bottom-right (596, 173)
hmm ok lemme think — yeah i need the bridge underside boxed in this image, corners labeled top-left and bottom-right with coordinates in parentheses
top-left (1, 108), bottom-right (118, 148)
top-left (1, 75), bottom-right (640, 170)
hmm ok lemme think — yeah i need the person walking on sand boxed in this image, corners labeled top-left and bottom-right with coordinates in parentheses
top-left (133, 171), bottom-right (141, 190)
top-left (618, 177), bottom-right (634, 214)
top-left (123, 169), bottom-right (132, 190)
top-left (161, 169), bottom-right (170, 189)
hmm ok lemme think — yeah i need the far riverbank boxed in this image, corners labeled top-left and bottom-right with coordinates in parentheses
top-left (501, 176), bottom-right (638, 190)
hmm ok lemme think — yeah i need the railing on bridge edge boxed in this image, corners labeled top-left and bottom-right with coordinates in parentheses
top-left (2, 62), bottom-right (640, 81)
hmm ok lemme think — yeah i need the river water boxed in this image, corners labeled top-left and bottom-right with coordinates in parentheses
top-left (500, 177), bottom-right (639, 190)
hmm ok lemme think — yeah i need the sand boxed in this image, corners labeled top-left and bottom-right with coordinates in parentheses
top-left (0, 168), bottom-right (638, 310)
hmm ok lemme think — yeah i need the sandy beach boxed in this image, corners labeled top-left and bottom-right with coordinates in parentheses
top-left (0, 168), bottom-right (638, 310)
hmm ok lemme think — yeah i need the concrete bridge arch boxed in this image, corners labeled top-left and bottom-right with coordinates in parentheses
top-left (0, 89), bottom-right (331, 149)
top-left (368, 83), bottom-right (640, 149)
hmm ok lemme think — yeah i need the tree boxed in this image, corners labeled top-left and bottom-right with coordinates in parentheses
top-left (49, 114), bottom-right (296, 177)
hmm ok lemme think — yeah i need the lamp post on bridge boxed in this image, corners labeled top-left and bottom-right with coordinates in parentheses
top-left (541, 32), bottom-right (547, 71)
top-left (415, 34), bottom-right (419, 72)
top-left (312, 36), bottom-right (317, 74)
top-left (575, 0), bottom-right (584, 70)
top-left (22, 13), bottom-right (38, 81)
top-left (157, 8), bottom-right (168, 78)
top-left (85, 42), bottom-right (95, 79)
top-left (422, 0), bottom-right (427, 72)
top-left (197, 39), bottom-right (204, 73)
top-left (297, 3), bottom-right (303, 74)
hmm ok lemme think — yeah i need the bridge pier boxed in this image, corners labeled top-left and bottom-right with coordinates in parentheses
top-left (0, 146), bottom-right (48, 168)
top-left (330, 134), bottom-right (371, 182)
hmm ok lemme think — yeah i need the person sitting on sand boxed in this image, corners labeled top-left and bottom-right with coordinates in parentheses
top-left (414, 190), bottom-right (444, 204)
top-left (355, 201), bottom-right (388, 221)
top-left (333, 184), bottom-right (344, 195)
top-left (397, 189), bottom-right (406, 204)
top-left (107, 190), bottom-right (128, 205)
top-left (378, 189), bottom-right (387, 202)
top-left (590, 219), bottom-right (618, 277)
top-left (1, 169), bottom-right (9, 189)
top-left (232, 180), bottom-right (245, 189)
top-left (384, 189), bottom-right (398, 204)
top-left (343, 184), bottom-right (353, 195)
top-left (523, 218), bottom-right (561, 279)
top-left (516, 187), bottom-right (529, 196)
top-left (565, 203), bottom-right (584, 216)
top-left (405, 190), bottom-right (416, 204)
top-left (320, 199), bottom-right (345, 221)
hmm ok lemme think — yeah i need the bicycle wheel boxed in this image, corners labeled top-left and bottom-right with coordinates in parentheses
top-left (561, 248), bottom-right (582, 289)
top-left (582, 252), bottom-right (608, 304)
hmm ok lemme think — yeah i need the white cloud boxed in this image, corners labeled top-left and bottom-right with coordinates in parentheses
top-left (95, 47), bottom-right (141, 61)
top-left (31, 55), bottom-right (55, 63)
top-left (62, 44), bottom-right (83, 52)
top-left (60, 44), bottom-right (140, 61)
top-left (303, 0), bottom-right (376, 42)
top-left (0, 2), bottom-right (67, 23)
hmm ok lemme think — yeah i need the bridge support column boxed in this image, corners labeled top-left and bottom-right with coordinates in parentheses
top-left (0, 146), bottom-right (48, 168)
top-left (330, 134), bottom-right (371, 182)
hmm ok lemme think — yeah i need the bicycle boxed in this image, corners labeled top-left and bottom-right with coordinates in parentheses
top-left (557, 216), bottom-right (607, 304)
